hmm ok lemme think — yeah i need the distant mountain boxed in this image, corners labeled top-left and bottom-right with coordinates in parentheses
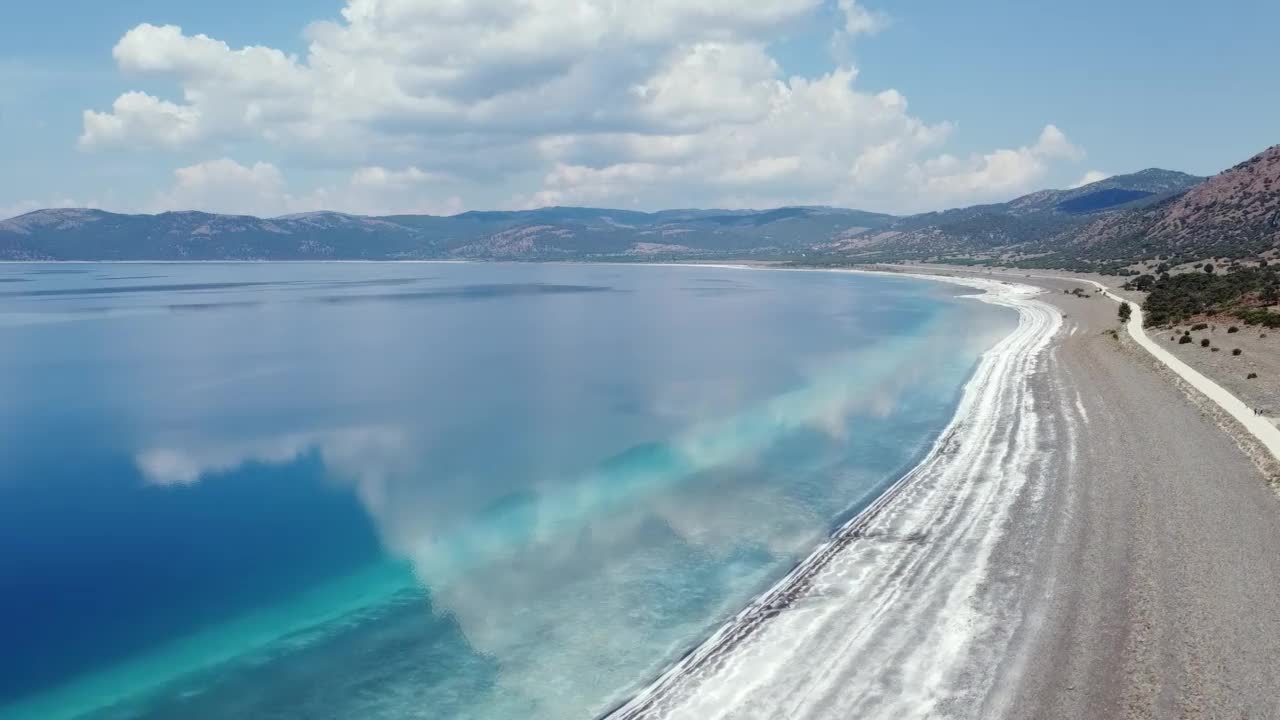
top-left (1007, 168), bottom-right (1203, 215)
top-left (0, 206), bottom-right (896, 261)
top-left (6, 153), bottom-right (1274, 271)
top-left (1017, 146), bottom-right (1280, 271)
top-left (817, 168), bottom-right (1205, 262)
top-left (821, 151), bottom-right (1276, 274)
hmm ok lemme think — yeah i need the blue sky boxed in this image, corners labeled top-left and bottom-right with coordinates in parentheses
top-left (1, 0), bottom-right (1276, 218)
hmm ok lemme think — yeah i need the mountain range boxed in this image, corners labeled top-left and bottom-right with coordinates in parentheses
top-left (3, 145), bottom-right (1278, 272)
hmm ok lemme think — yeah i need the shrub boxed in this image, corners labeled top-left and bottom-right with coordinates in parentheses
top-left (1212, 347), bottom-right (1220, 352)
top-left (1179, 335), bottom-right (1193, 344)
top-left (1233, 348), bottom-right (1243, 356)
top-left (1200, 338), bottom-right (1211, 347)
top-left (1236, 308), bottom-right (1280, 328)
top-left (1124, 274), bottom-right (1156, 292)
top-left (1192, 322), bottom-right (1209, 331)
top-left (1142, 265), bottom-right (1280, 326)
top-left (1228, 326), bottom-right (1239, 333)
top-left (1118, 302), bottom-right (1132, 323)
top-left (1247, 372), bottom-right (1259, 379)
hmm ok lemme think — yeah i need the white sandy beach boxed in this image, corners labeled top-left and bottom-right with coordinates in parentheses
top-left (607, 267), bottom-right (1280, 719)
top-left (607, 275), bottom-right (1065, 718)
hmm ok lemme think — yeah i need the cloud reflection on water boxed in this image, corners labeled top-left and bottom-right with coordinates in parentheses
top-left (123, 318), bottom-right (994, 715)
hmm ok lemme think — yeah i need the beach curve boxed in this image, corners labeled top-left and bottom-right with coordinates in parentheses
top-left (604, 275), bottom-right (1062, 719)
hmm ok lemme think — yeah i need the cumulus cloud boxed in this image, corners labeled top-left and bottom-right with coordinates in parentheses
top-left (1069, 170), bottom-right (1111, 189)
top-left (839, 0), bottom-right (888, 35)
top-left (1, 199), bottom-right (52, 221)
top-left (149, 158), bottom-right (464, 217)
top-left (80, 91), bottom-right (200, 148)
top-left (152, 158), bottom-right (287, 216)
top-left (1, 196), bottom-right (92, 221)
top-left (80, 1), bottom-right (1086, 213)
top-left (916, 124), bottom-right (1084, 201)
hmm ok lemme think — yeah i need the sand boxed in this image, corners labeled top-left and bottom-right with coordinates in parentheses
top-left (605, 275), bottom-right (1068, 719)
top-left (914, 268), bottom-right (1280, 718)
top-left (1156, 321), bottom-right (1280, 423)
top-left (610, 265), bottom-right (1280, 719)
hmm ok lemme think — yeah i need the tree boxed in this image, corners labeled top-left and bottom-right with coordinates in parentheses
top-left (1118, 302), bottom-right (1132, 323)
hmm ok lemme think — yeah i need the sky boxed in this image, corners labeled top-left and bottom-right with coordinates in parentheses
top-left (1, 0), bottom-right (1277, 219)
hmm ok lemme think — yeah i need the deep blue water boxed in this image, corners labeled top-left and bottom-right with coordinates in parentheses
top-left (0, 262), bottom-right (1014, 720)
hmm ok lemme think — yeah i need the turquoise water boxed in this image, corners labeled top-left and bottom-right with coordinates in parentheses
top-left (0, 262), bottom-right (1014, 719)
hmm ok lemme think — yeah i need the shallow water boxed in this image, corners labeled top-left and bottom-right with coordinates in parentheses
top-left (0, 262), bottom-right (1014, 720)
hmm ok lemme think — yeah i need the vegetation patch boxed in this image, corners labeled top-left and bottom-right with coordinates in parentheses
top-left (1135, 265), bottom-right (1280, 326)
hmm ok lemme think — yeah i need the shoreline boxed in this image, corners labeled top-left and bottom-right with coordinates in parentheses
top-left (849, 263), bottom-right (1280, 717)
top-left (604, 273), bottom-right (1061, 719)
top-left (867, 263), bottom-right (1280, 475)
top-left (1, 264), bottom-right (1012, 720)
top-left (19, 261), bottom-right (1280, 717)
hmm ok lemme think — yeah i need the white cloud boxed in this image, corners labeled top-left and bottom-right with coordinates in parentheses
top-left (80, 91), bottom-right (201, 148)
top-left (1032, 123), bottom-right (1083, 160)
top-left (839, 0), bottom-right (888, 36)
top-left (1, 200), bottom-right (47, 221)
top-left (79, 1), bottom-right (1085, 213)
top-left (152, 158), bottom-right (288, 216)
top-left (915, 124), bottom-right (1084, 202)
top-left (1069, 170), bottom-right (1111, 189)
top-left (350, 165), bottom-right (449, 189)
top-left (1, 196), bottom-right (92, 221)
top-left (149, 158), bottom-right (464, 217)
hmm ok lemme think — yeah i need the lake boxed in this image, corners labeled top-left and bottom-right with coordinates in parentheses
top-left (0, 262), bottom-right (1014, 720)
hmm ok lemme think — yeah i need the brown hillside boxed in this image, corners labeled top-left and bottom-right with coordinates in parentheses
top-left (1150, 144), bottom-right (1280, 256)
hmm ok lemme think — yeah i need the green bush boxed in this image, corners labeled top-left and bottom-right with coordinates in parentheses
top-left (1200, 338), bottom-right (1211, 347)
top-left (1236, 308), bottom-right (1280, 328)
top-left (1228, 326), bottom-right (1240, 333)
top-left (1247, 372), bottom-right (1259, 379)
top-left (1191, 322), bottom-right (1209, 331)
top-left (1179, 335), bottom-right (1193, 344)
top-left (1142, 265), bottom-right (1280, 326)
top-left (1118, 302), bottom-right (1132, 323)
top-left (1232, 348), bottom-right (1243, 356)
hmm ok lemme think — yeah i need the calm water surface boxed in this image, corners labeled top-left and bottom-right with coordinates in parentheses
top-left (0, 262), bottom-right (1014, 720)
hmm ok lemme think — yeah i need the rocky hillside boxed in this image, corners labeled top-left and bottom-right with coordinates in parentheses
top-left (1147, 145), bottom-right (1280, 257)
top-left (0, 206), bottom-right (895, 261)
top-left (818, 169), bottom-right (1203, 264)
top-left (837, 146), bottom-right (1280, 273)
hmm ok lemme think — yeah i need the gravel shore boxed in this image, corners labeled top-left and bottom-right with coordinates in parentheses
top-left (1157, 320), bottom-right (1280, 421)
top-left (622, 265), bottom-right (1280, 718)
top-left (973, 273), bottom-right (1280, 718)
